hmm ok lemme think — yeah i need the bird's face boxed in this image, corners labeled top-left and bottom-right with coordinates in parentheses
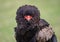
top-left (16, 5), bottom-right (40, 26)
top-left (23, 13), bottom-right (34, 27)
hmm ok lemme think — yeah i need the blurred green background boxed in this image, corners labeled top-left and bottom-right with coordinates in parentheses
top-left (0, 0), bottom-right (60, 42)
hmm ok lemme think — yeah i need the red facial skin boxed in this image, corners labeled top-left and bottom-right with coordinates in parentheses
top-left (24, 15), bottom-right (32, 21)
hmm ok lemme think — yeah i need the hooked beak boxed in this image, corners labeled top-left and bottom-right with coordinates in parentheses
top-left (24, 15), bottom-right (32, 21)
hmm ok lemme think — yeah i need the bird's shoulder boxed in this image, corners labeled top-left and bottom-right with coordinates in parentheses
top-left (39, 19), bottom-right (49, 27)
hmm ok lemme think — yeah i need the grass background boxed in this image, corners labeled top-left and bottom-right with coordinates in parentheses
top-left (0, 0), bottom-right (60, 42)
